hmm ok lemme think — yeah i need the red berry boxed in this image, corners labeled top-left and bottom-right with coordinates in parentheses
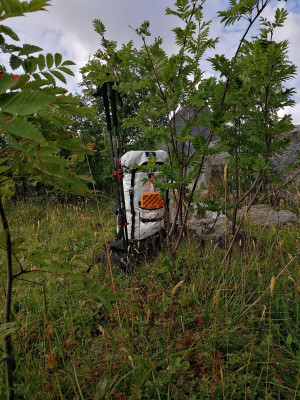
top-left (37, 146), bottom-right (41, 152)
top-left (5, 117), bottom-right (11, 121)
top-left (11, 75), bottom-right (19, 82)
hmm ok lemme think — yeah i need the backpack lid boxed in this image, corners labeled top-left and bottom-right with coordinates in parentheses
top-left (121, 150), bottom-right (168, 169)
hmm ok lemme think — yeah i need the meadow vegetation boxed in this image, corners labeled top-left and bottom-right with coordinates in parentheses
top-left (0, 198), bottom-right (298, 399)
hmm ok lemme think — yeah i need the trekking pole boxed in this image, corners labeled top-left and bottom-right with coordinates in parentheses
top-left (93, 83), bottom-right (129, 251)
top-left (107, 82), bottom-right (129, 241)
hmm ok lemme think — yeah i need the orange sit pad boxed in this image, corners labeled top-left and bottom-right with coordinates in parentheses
top-left (141, 191), bottom-right (164, 209)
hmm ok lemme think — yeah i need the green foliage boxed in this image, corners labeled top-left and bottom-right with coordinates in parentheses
top-left (0, 5), bottom-right (117, 396)
top-left (81, 0), bottom-right (296, 258)
top-left (81, 1), bottom-right (220, 248)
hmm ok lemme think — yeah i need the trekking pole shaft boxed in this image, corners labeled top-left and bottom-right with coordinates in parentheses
top-left (102, 82), bottom-right (129, 248)
top-left (108, 82), bottom-right (129, 247)
top-left (109, 82), bottom-right (122, 159)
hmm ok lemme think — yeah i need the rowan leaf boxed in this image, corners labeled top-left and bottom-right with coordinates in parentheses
top-left (54, 52), bottom-right (62, 67)
top-left (50, 69), bottom-right (66, 84)
top-left (23, 58), bottom-right (37, 74)
top-left (60, 60), bottom-right (76, 66)
top-left (0, 114), bottom-right (45, 141)
top-left (0, 73), bottom-right (20, 94)
top-left (41, 71), bottom-right (56, 85)
top-left (58, 66), bottom-right (74, 76)
top-left (46, 53), bottom-right (54, 69)
top-left (9, 54), bottom-right (22, 70)
top-left (27, 1), bottom-right (51, 13)
top-left (1, 90), bottom-right (55, 115)
top-left (0, 25), bottom-right (19, 41)
top-left (20, 44), bottom-right (42, 56)
top-left (37, 54), bottom-right (46, 71)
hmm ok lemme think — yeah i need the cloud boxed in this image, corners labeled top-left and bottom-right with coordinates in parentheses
top-left (3, 0), bottom-right (299, 123)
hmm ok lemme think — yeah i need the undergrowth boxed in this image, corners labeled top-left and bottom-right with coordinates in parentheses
top-left (0, 198), bottom-right (299, 399)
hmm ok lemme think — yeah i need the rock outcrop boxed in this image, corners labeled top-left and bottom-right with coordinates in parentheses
top-left (271, 126), bottom-right (300, 204)
top-left (237, 204), bottom-right (298, 226)
top-left (201, 126), bottom-right (299, 203)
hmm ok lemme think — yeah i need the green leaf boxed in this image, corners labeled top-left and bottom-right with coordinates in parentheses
top-left (0, 25), bottom-right (19, 41)
top-left (54, 53), bottom-right (62, 67)
top-left (84, 278), bottom-right (96, 290)
top-left (93, 19), bottom-right (106, 35)
top-left (1, 0), bottom-right (23, 17)
top-left (20, 44), bottom-right (42, 56)
top-left (46, 53), bottom-right (54, 69)
top-left (58, 66), bottom-right (74, 76)
top-left (26, 1), bottom-right (51, 13)
top-left (192, 133), bottom-right (210, 155)
top-left (23, 58), bottom-right (37, 74)
top-left (50, 69), bottom-right (66, 84)
top-left (9, 54), bottom-right (22, 70)
top-left (37, 54), bottom-right (46, 71)
top-left (1, 90), bottom-right (55, 116)
top-left (0, 165), bottom-right (10, 174)
top-left (286, 333), bottom-right (293, 345)
top-left (61, 60), bottom-right (76, 66)
top-left (0, 157), bottom-right (9, 165)
top-left (0, 114), bottom-right (44, 141)
top-left (41, 71), bottom-right (56, 85)
top-left (0, 72), bottom-right (20, 94)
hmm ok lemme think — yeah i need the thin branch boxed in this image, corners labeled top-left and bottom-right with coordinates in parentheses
top-left (0, 196), bottom-right (15, 399)
top-left (223, 178), bottom-right (264, 262)
top-left (220, 0), bottom-right (271, 109)
top-left (0, 355), bottom-right (8, 364)
top-left (13, 268), bottom-right (68, 281)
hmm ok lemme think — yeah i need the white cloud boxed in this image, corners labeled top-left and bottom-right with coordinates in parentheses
top-left (2, 0), bottom-right (299, 123)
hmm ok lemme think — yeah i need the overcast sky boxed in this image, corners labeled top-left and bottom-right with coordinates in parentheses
top-left (4, 0), bottom-right (300, 124)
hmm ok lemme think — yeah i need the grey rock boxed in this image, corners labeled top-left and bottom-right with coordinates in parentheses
top-left (173, 107), bottom-right (217, 156)
top-left (271, 126), bottom-right (300, 176)
top-left (187, 211), bottom-right (243, 247)
top-left (200, 127), bottom-right (299, 203)
top-left (237, 204), bottom-right (298, 226)
top-left (204, 146), bottom-right (229, 186)
top-left (271, 126), bottom-right (300, 205)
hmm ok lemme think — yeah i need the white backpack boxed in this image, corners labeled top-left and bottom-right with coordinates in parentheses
top-left (120, 150), bottom-right (169, 241)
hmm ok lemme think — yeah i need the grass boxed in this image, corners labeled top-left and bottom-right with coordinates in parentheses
top-left (0, 197), bottom-right (299, 399)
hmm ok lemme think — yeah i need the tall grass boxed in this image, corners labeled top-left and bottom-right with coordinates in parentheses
top-left (0, 198), bottom-right (299, 399)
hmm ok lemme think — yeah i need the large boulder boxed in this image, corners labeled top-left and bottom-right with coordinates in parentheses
top-left (203, 143), bottom-right (229, 187)
top-left (187, 211), bottom-right (244, 247)
top-left (173, 107), bottom-right (217, 156)
top-left (237, 204), bottom-right (298, 226)
top-left (271, 126), bottom-right (300, 176)
top-left (200, 127), bottom-right (299, 203)
top-left (271, 125), bottom-right (300, 204)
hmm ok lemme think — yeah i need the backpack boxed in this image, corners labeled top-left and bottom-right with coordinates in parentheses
top-left (120, 150), bottom-right (169, 241)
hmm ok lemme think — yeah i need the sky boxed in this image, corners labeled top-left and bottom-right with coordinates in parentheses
top-left (3, 0), bottom-right (300, 124)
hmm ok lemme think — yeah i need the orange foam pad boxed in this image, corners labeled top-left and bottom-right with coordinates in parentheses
top-left (140, 191), bottom-right (164, 209)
